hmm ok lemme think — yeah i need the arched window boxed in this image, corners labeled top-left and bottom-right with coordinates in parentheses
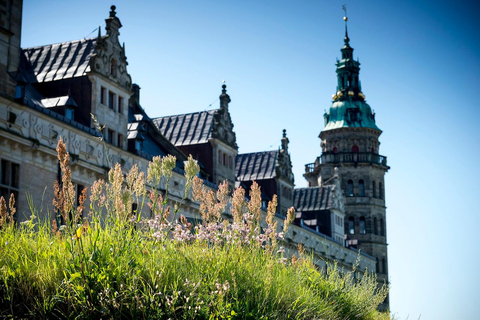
top-left (373, 217), bottom-right (378, 235)
top-left (359, 217), bottom-right (366, 234)
top-left (358, 180), bottom-right (365, 196)
top-left (347, 180), bottom-right (354, 197)
top-left (348, 217), bottom-right (355, 234)
top-left (380, 218), bottom-right (385, 236)
top-left (372, 181), bottom-right (376, 198)
top-left (223, 153), bottom-right (226, 166)
top-left (351, 145), bottom-right (359, 153)
top-left (379, 182), bottom-right (384, 199)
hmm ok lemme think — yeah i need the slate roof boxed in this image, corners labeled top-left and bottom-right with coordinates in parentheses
top-left (153, 110), bottom-right (217, 146)
top-left (293, 186), bottom-right (334, 212)
top-left (22, 38), bottom-right (97, 82)
top-left (236, 150), bottom-right (278, 181)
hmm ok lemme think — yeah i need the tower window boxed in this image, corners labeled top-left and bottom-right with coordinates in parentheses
top-left (380, 218), bottom-right (385, 236)
top-left (379, 182), bottom-right (384, 200)
top-left (358, 180), bottom-right (365, 196)
top-left (359, 217), bottom-right (366, 234)
top-left (218, 150), bottom-right (222, 164)
top-left (373, 217), bottom-right (378, 235)
top-left (381, 258), bottom-right (386, 274)
top-left (348, 217), bottom-right (355, 234)
top-left (372, 181), bottom-right (377, 198)
top-left (229, 156), bottom-right (233, 169)
top-left (347, 180), bottom-right (354, 196)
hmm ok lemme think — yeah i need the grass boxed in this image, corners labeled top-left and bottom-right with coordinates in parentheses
top-left (0, 138), bottom-right (388, 319)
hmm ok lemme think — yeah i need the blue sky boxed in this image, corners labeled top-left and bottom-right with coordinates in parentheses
top-left (22, 1), bottom-right (480, 319)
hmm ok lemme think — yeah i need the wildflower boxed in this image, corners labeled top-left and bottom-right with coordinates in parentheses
top-left (284, 206), bottom-right (295, 233)
top-left (184, 155), bottom-right (200, 189)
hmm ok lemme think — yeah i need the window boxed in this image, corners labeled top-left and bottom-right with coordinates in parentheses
top-left (108, 91), bottom-right (115, 110)
top-left (228, 156), bottom-right (233, 169)
top-left (110, 59), bottom-right (117, 77)
top-left (358, 180), bottom-right (365, 196)
top-left (380, 218), bottom-right (385, 236)
top-left (105, 129), bottom-right (114, 144)
top-left (218, 151), bottom-right (222, 164)
top-left (332, 146), bottom-right (338, 154)
top-left (381, 258), bottom-right (386, 274)
top-left (372, 181), bottom-right (376, 198)
top-left (118, 96), bottom-right (123, 114)
top-left (348, 217), bottom-right (355, 234)
top-left (379, 182), bottom-right (384, 200)
top-left (223, 153), bottom-right (226, 166)
top-left (347, 180), bottom-right (354, 196)
top-left (351, 145), bottom-right (359, 153)
top-left (373, 217), bottom-right (378, 235)
top-left (0, 160), bottom-right (20, 208)
top-left (100, 86), bottom-right (106, 104)
top-left (118, 133), bottom-right (123, 149)
top-left (359, 217), bottom-right (366, 234)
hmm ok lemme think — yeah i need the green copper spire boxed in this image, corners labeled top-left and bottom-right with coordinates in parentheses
top-left (322, 9), bottom-right (380, 132)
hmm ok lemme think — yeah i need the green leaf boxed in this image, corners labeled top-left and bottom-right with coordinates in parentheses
top-left (70, 272), bottom-right (81, 281)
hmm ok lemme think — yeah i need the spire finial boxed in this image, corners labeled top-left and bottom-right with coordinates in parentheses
top-left (342, 4), bottom-right (350, 45)
top-left (283, 129), bottom-right (287, 138)
top-left (220, 80), bottom-right (230, 109)
top-left (110, 5), bottom-right (117, 18)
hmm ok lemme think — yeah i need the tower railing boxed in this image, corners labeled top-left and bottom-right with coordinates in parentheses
top-left (305, 152), bottom-right (388, 173)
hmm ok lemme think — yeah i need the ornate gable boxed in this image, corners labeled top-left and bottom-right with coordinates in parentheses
top-left (211, 84), bottom-right (237, 149)
top-left (89, 6), bottom-right (132, 91)
top-left (275, 129), bottom-right (294, 184)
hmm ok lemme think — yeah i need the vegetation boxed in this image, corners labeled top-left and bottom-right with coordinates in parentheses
top-left (0, 138), bottom-right (388, 319)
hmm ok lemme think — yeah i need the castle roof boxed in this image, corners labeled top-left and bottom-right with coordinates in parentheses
top-left (293, 186), bottom-right (335, 212)
top-left (235, 150), bottom-right (278, 181)
top-left (22, 38), bottom-right (97, 82)
top-left (153, 109), bottom-right (218, 146)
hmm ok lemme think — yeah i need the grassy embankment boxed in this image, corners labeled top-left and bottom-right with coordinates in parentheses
top-left (0, 138), bottom-right (388, 319)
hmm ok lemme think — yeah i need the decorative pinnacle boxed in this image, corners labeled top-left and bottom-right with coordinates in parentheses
top-left (222, 80), bottom-right (227, 94)
top-left (110, 5), bottom-right (117, 18)
top-left (342, 4), bottom-right (350, 45)
top-left (283, 129), bottom-right (287, 138)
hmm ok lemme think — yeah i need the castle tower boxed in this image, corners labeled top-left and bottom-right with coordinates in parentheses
top-left (303, 12), bottom-right (390, 309)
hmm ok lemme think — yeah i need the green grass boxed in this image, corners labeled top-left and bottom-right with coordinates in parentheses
top-left (0, 139), bottom-right (388, 319)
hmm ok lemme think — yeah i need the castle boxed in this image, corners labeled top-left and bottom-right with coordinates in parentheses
top-left (0, 1), bottom-right (388, 309)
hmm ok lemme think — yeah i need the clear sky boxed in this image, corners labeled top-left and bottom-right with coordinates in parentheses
top-left (21, 1), bottom-right (480, 319)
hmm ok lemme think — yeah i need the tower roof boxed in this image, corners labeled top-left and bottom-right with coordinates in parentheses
top-left (322, 12), bottom-right (381, 133)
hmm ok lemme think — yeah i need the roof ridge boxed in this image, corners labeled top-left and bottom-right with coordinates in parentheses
top-left (237, 150), bottom-right (277, 157)
top-left (153, 108), bottom-right (218, 120)
top-left (22, 37), bottom-right (97, 51)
